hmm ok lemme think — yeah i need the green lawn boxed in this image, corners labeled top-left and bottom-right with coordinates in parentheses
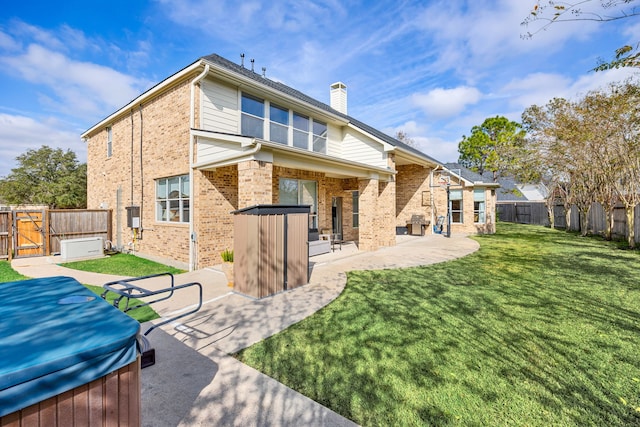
top-left (236, 223), bottom-right (640, 426)
top-left (0, 260), bottom-right (158, 323)
top-left (62, 253), bottom-right (184, 276)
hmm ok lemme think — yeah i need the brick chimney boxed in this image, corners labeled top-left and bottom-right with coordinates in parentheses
top-left (330, 82), bottom-right (347, 114)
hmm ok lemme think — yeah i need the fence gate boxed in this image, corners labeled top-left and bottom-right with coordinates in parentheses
top-left (13, 210), bottom-right (46, 258)
top-left (0, 211), bottom-right (10, 260)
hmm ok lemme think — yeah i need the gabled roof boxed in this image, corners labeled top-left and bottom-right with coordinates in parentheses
top-left (201, 53), bottom-right (441, 165)
top-left (82, 53), bottom-right (442, 169)
top-left (444, 162), bottom-right (500, 188)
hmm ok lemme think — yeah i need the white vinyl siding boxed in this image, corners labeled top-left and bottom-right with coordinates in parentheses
top-left (196, 139), bottom-right (245, 165)
top-left (201, 79), bottom-right (239, 133)
top-left (342, 128), bottom-right (386, 168)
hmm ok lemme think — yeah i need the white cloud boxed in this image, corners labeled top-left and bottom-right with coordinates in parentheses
top-left (501, 67), bottom-right (639, 111)
top-left (0, 44), bottom-right (147, 118)
top-left (0, 113), bottom-right (85, 177)
top-left (412, 86), bottom-right (482, 119)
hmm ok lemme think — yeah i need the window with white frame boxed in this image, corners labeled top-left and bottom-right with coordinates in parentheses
top-left (269, 104), bottom-right (289, 144)
top-left (156, 175), bottom-right (189, 223)
top-left (279, 178), bottom-right (318, 229)
top-left (107, 126), bottom-right (112, 157)
top-left (352, 191), bottom-right (359, 228)
top-left (312, 120), bottom-right (327, 153)
top-left (241, 93), bottom-right (264, 138)
top-left (474, 189), bottom-right (486, 223)
top-left (293, 112), bottom-right (309, 149)
top-left (449, 189), bottom-right (463, 223)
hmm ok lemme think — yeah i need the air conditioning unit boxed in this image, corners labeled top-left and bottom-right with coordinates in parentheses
top-left (60, 237), bottom-right (104, 262)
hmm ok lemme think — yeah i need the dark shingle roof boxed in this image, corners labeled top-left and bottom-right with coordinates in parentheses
top-left (201, 53), bottom-right (442, 165)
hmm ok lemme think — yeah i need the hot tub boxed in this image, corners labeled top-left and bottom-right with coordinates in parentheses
top-left (0, 276), bottom-right (140, 426)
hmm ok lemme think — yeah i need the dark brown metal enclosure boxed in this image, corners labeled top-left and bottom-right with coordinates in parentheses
top-left (233, 205), bottom-right (309, 299)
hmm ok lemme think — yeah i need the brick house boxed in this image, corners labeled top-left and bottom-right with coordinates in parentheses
top-left (82, 53), bottom-right (497, 270)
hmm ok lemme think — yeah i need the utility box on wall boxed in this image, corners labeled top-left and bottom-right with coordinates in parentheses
top-left (233, 205), bottom-right (310, 299)
top-left (126, 206), bottom-right (140, 228)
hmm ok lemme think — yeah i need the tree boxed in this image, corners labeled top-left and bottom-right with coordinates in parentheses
top-left (457, 116), bottom-right (525, 181)
top-left (0, 145), bottom-right (87, 208)
top-left (395, 130), bottom-right (417, 148)
top-left (520, 81), bottom-right (640, 247)
top-left (522, 1), bottom-right (640, 70)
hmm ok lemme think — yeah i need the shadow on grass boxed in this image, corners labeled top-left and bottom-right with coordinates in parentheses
top-left (237, 224), bottom-right (640, 426)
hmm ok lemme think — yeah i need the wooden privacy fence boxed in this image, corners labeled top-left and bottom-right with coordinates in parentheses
top-left (0, 211), bottom-right (10, 260)
top-left (497, 201), bottom-right (640, 244)
top-left (0, 209), bottom-right (112, 260)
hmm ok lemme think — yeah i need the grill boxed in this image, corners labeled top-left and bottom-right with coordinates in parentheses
top-left (407, 214), bottom-right (429, 236)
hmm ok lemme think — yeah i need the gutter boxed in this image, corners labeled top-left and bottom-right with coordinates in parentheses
top-left (188, 63), bottom-right (210, 272)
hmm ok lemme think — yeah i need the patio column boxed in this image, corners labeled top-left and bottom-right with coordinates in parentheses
top-left (377, 179), bottom-right (396, 247)
top-left (238, 160), bottom-right (273, 209)
top-left (358, 177), bottom-right (379, 251)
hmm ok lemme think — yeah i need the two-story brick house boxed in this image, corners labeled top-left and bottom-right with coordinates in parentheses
top-left (82, 53), bottom-right (497, 270)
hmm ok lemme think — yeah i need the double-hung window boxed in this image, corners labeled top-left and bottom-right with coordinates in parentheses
top-left (241, 93), bottom-right (264, 138)
top-left (156, 175), bottom-right (189, 223)
top-left (269, 104), bottom-right (289, 144)
top-left (352, 191), bottom-right (359, 228)
top-left (106, 126), bottom-right (112, 157)
top-left (449, 189), bottom-right (463, 223)
top-left (312, 120), bottom-right (327, 153)
top-left (279, 178), bottom-right (318, 229)
top-left (293, 112), bottom-right (309, 149)
top-left (474, 189), bottom-right (486, 223)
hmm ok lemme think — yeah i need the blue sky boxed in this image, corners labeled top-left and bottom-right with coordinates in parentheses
top-left (1, 0), bottom-right (638, 177)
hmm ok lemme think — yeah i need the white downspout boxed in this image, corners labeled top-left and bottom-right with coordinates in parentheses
top-left (189, 63), bottom-right (210, 271)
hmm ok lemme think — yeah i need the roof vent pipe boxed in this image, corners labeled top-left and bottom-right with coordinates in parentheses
top-left (251, 59), bottom-right (255, 72)
top-left (240, 53), bottom-right (245, 68)
top-left (262, 67), bottom-right (266, 77)
top-left (330, 82), bottom-right (347, 114)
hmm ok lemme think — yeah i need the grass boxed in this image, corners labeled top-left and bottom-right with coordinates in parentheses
top-left (0, 260), bottom-right (158, 323)
top-left (62, 253), bottom-right (184, 276)
top-left (236, 223), bottom-right (640, 426)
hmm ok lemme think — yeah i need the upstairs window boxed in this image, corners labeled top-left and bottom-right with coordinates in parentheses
top-left (241, 93), bottom-right (264, 138)
top-left (269, 104), bottom-right (289, 144)
top-left (156, 175), bottom-right (189, 223)
top-left (293, 112), bottom-right (309, 149)
top-left (474, 189), bottom-right (486, 223)
top-left (312, 120), bottom-right (327, 153)
top-left (449, 189), bottom-right (463, 223)
top-left (106, 126), bottom-right (112, 157)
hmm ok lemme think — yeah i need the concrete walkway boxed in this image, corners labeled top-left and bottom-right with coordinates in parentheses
top-left (11, 233), bottom-right (479, 427)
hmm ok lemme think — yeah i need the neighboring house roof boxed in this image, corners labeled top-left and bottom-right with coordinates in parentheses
top-left (481, 174), bottom-right (548, 202)
top-left (83, 53), bottom-right (442, 168)
top-left (444, 162), bottom-right (500, 188)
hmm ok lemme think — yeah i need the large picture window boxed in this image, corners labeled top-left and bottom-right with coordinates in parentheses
top-left (279, 178), bottom-right (318, 229)
top-left (156, 175), bottom-right (189, 223)
top-left (449, 189), bottom-right (463, 224)
top-left (474, 189), bottom-right (486, 223)
top-left (241, 93), bottom-right (264, 138)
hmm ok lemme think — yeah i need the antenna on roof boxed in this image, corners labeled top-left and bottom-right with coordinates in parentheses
top-left (262, 67), bottom-right (266, 77)
top-left (250, 58), bottom-right (255, 72)
top-left (240, 53), bottom-right (245, 68)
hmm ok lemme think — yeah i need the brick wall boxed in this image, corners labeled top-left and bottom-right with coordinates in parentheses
top-left (194, 167), bottom-right (237, 268)
top-left (86, 78), bottom-right (193, 265)
top-left (238, 160), bottom-right (272, 208)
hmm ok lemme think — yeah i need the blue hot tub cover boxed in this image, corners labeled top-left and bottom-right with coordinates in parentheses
top-left (0, 276), bottom-right (140, 416)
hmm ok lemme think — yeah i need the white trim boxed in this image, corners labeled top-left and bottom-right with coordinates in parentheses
top-left (82, 61), bottom-right (204, 138)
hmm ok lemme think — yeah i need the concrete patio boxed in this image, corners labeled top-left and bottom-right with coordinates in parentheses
top-left (11, 233), bottom-right (479, 427)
